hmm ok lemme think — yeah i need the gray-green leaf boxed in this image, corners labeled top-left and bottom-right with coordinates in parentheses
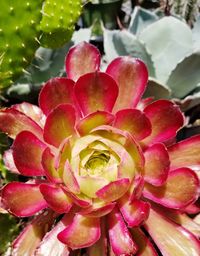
top-left (139, 17), bottom-right (193, 83)
top-left (167, 52), bottom-right (200, 98)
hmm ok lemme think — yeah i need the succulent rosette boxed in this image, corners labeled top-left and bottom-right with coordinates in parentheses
top-left (0, 42), bottom-right (200, 255)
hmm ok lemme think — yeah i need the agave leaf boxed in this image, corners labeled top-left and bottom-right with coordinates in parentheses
top-left (139, 17), bottom-right (193, 83)
top-left (192, 15), bottom-right (200, 51)
top-left (143, 78), bottom-right (171, 99)
top-left (72, 28), bottom-right (92, 45)
top-left (104, 29), bottom-right (155, 76)
top-left (128, 6), bottom-right (158, 35)
top-left (167, 52), bottom-right (200, 98)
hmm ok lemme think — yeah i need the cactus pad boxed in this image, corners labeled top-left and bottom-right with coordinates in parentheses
top-left (0, 0), bottom-right (43, 90)
top-left (40, 0), bottom-right (82, 48)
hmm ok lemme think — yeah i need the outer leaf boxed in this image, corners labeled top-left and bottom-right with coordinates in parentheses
top-left (192, 16), bottom-right (200, 51)
top-left (145, 209), bottom-right (200, 256)
top-left (139, 17), bottom-right (193, 83)
top-left (104, 29), bottom-right (155, 76)
top-left (167, 52), bottom-right (200, 98)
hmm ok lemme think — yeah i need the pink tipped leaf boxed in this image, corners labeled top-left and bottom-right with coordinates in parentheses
top-left (76, 111), bottom-right (114, 136)
top-left (13, 102), bottom-right (46, 127)
top-left (43, 104), bottom-right (76, 147)
top-left (74, 72), bottom-right (118, 116)
top-left (118, 194), bottom-right (150, 227)
top-left (108, 207), bottom-right (138, 255)
top-left (113, 109), bottom-right (151, 140)
top-left (65, 41), bottom-right (101, 81)
top-left (12, 131), bottom-right (46, 176)
top-left (142, 100), bottom-right (184, 145)
top-left (12, 210), bottom-right (55, 256)
top-left (143, 168), bottom-right (199, 209)
top-left (106, 56), bottom-right (148, 111)
top-left (144, 143), bottom-right (170, 186)
top-left (40, 183), bottom-right (72, 214)
top-left (168, 135), bottom-right (200, 170)
top-left (145, 208), bottom-right (200, 256)
top-left (79, 202), bottom-right (116, 218)
top-left (57, 214), bottom-right (101, 249)
top-left (42, 147), bottom-right (62, 183)
top-left (39, 77), bottom-right (75, 115)
top-left (0, 108), bottom-right (43, 139)
top-left (63, 160), bottom-right (80, 194)
top-left (96, 178), bottom-right (130, 202)
top-left (2, 182), bottom-right (48, 217)
top-left (35, 213), bottom-right (75, 256)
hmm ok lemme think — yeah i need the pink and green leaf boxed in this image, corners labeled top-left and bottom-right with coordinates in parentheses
top-left (142, 100), bottom-right (184, 145)
top-left (57, 214), bottom-right (100, 249)
top-left (74, 72), bottom-right (118, 116)
top-left (65, 41), bottom-right (101, 81)
top-left (144, 143), bottom-right (170, 186)
top-left (143, 168), bottom-right (199, 209)
top-left (106, 56), bottom-right (148, 111)
top-left (2, 182), bottom-right (48, 217)
top-left (12, 131), bottom-right (46, 176)
top-left (145, 209), bottom-right (200, 256)
top-left (39, 77), bottom-right (75, 115)
top-left (43, 104), bottom-right (76, 147)
top-left (113, 109), bottom-right (151, 140)
top-left (108, 207), bottom-right (138, 255)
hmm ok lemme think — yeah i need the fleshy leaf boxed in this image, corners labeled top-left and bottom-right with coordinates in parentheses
top-left (145, 209), bottom-right (200, 256)
top-left (3, 149), bottom-right (19, 174)
top-left (39, 77), bottom-right (75, 115)
top-left (144, 143), bottom-right (169, 186)
top-left (12, 131), bottom-right (46, 176)
top-left (168, 135), bottom-right (200, 170)
top-left (12, 210), bottom-right (55, 256)
top-left (2, 182), bottom-right (48, 217)
top-left (113, 109), bottom-right (151, 140)
top-left (35, 214), bottom-right (73, 256)
top-left (0, 108), bottom-right (43, 139)
top-left (65, 41), bottom-right (101, 81)
top-left (76, 111), bottom-right (114, 136)
top-left (40, 183), bottom-right (72, 214)
top-left (96, 178), bottom-right (130, 202)
top-left (57, 214), bottom-right (100, 249)
top-left (63, 160), bottom-right (80, 194)
top-left (74, 72), bottom-right (118, 116)
top-left (42, 147), bottom-right (62, 183)
top-left (108, 207), bottom-right (138, 255)
top-left (143, 168), bottom-right (199, 209)
top-left (142, 100), bottom-right (184, 145)
top-left (106, 56), bottom-right (148, 111)
top-left (43, 104), bottom-right (76, 147)
top-left (118, 195), bottom-right (150, 227)
top-left (79, 202), bottom-right (116, 218)
top-left (13, 102), bottom-right (46, 127)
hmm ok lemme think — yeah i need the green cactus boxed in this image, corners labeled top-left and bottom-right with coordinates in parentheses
top-left (40, 0), bottom-right (82, 48)
top-left (0, 0), bottom-right (43, 90)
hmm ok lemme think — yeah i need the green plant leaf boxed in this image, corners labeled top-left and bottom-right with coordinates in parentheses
top-left (0, 0), bottom-right (43, 89)
top-left (104, 29), bottom-right (155, 76)
top-left (128, 6), bottom-right (158, 35)
top-left (167, 52), bottom-right (200, 98)
top-left (139, 17), bottom-right (193, 83)
top-left (40, 0), bottom-right (82, 48)
top-left (143, 78), bottom-right (171, 99)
